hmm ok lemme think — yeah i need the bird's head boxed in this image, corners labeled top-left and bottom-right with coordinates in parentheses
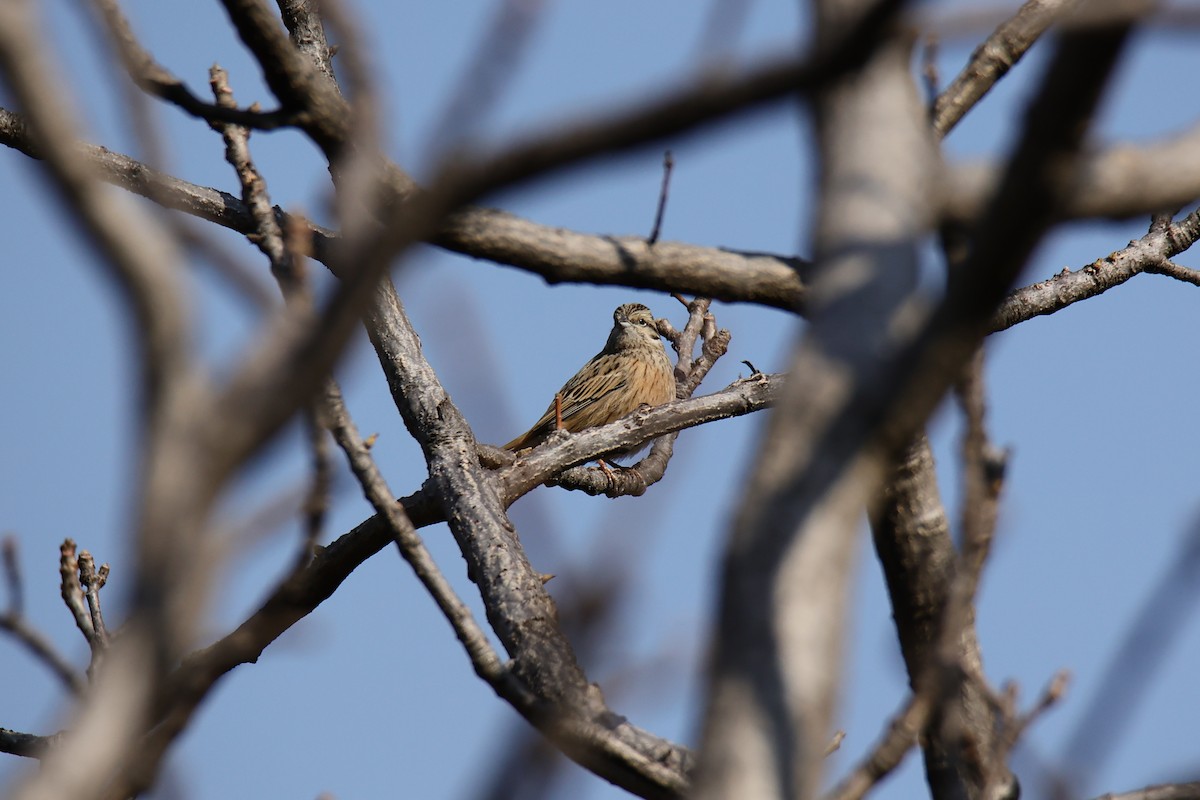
top-left (611, 303), bottom-right (662, 348)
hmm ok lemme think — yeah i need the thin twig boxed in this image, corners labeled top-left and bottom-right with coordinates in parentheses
top-left (1146, 259), bottom-right (1200, 286)
top-left (77, 551), bottom-right (110, 648)
top-left (0, 537), bottom-right (86, 695)
top-left (920, 33), bottom-right (940, 112)
top-left (1090, 782), bottom-right (1200, 800)
top-left (58, 539), bottom-right (95, 648)
top-left (955, 349), bottom-right (1007, 586)
top-left (1059, 511), bottom-right (1200, 794)
top-left (648, 150), bottom-right (674, 244)
top-left (1, 612), bottom-right (85, 696)
top-left (208, 66), bottom-right (302, 294)
top-left (0, 0), bottom-right (188, 420)
top-left (421, 0), bottom-right (547, 160)
top-left (317, 381), bottom-right (508, 681)
top-left (1009, 669), bottom-right (1070, 745)
top-left (87, 0), bottom-right (300, 129)
top-left (2, 536), bottom-right (21, 615)
top-left (824, 730), bottom-right (846, 757)
top-left (300, 409), bottom-right (332, 566)
top-left (824, 694), bottom-right (930, 800)
top-left (209, 64), bottom-right (334, 568)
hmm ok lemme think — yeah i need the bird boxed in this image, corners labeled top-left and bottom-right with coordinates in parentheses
top-left (503, 302), bottom-right (676, 462)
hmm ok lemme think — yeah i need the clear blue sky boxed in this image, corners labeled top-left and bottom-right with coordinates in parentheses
top-left (2, 2), bottom-right (1199, 798)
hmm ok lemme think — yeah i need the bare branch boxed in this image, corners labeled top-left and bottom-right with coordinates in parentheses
top-left (0, 108), bottom-right (811, 308)
top-left (992, 205), bottom-right (1200, 333)
top-left (944, 123), bottom-right (1200, 225)
top-left (0, 537), bottom-right (79, 695)
top-left (933, 0), bottom-right (1082, 138)
top-left (320, 382), bottom-right (506, 679)
top-left (217, 0), bottom-right (352, 158)
top-left (824, 693), bottom-right (930, 800)
top-left (954, 351), bottom-right (1006, 585)
top-left (357, 282), bottom-right (693, 798)
top-left (57, 540), bottom-right (96, 652)
top-left (0, 609), bottom-right (86, 697)
top-left (700, 7), bottom-right (1142, 799)
top-left (1091, 783), bottom-right (1200, 800)
top-left (207, 65), bottom-right (306, 296)
top-left (648, 150), bottom-right (674, 244)
top-left (696, 19), bottom-right (937, 798)
top-left (0, 729), bottom-right (62, 759)
top-left (1006, 670), bottom-right (1070, 747)
top-left (276, 0), bottom-right (336, 83)
top-left (867, 429), bottom-right (1018, 799)
top-left (298, 409), bottom-right (332, 565)
top-left (871, 5), bottom-right (1146, 452)
top-left (1059, 512), bottom-right (1200, 794)
top-left (208, 61), bottom-right (336, 572)
top-left (87, 0), bottom-right (299, 130)
top-left (436, 210), bottom-right (810, 309)
top-left (0, 3), bottom-right (188, 418)
top-left (77, 552), bottom-right (110, 650)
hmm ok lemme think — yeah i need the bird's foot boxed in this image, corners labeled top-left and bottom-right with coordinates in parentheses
top-left (597, 458), bottom-right (618, 487)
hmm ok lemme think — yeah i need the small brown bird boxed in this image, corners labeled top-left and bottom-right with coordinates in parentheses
top-left (504, 303), bottom-right (676, 460)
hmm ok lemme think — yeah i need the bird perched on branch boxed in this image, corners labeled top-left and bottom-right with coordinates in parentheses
top-left (504, 303), bottom-right (676, 460)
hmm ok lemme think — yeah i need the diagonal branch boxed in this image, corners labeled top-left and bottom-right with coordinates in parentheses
top-left (1090, 783), bottom-right (1200, 800)
top-left (217, 0), bottom-right (351, 157)
top-left (697, 17), bottom-right (937, 797)
top-left (992, 205), bottom-right (1200, 332)
top-left (698, 6), bottom-right (1145, 800)
top-left (933, 0), bottom-right (1082, 137)
top-left (0, 12), bottom-right (187, 421)
top-left (87, 0), bottom-right (300, 130)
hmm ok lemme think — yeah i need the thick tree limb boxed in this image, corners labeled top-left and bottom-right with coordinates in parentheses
top-left (874, 1), bottom-right (1197, 786)
top-left (436, 208), bottom-right (810, 309)
top-left (944, 122), bottom-right (1200, 224)
top-left (698, 5), bottom-right (1144, 800)
top-left (695, 18), bottom-right (938, 798)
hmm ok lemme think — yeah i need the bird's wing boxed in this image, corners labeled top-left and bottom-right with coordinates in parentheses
top-left (556, 354), bottom-right (627, 424)
top-left (504, 353), bottom-right (627, 450)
